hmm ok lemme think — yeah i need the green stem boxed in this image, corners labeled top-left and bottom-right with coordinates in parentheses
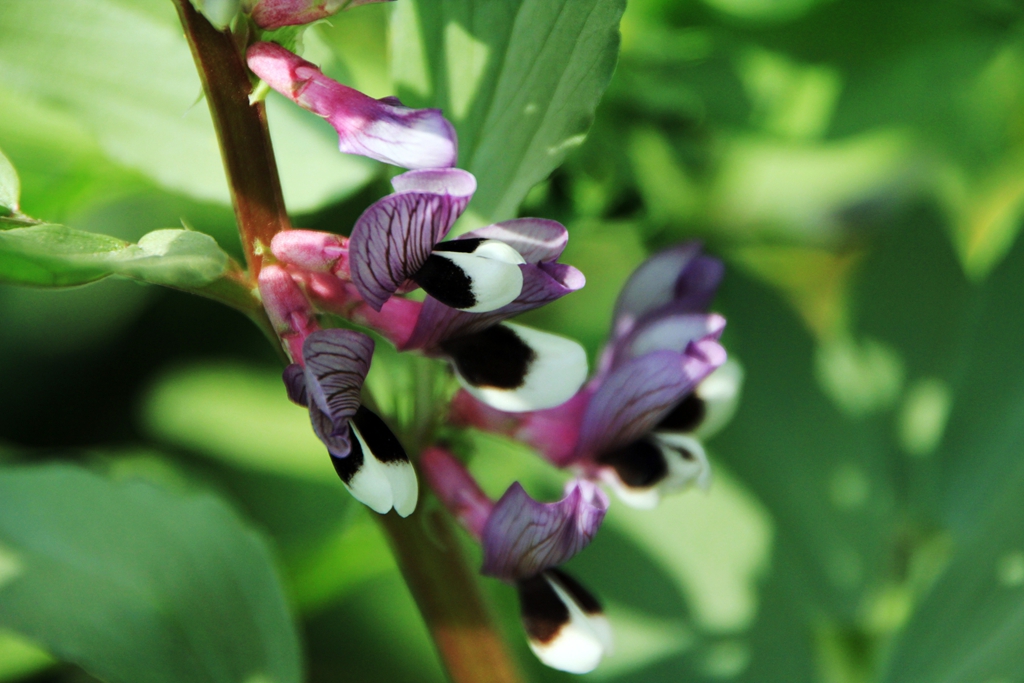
top-left (172, 0), bottom-right (291, 276)
top-left (378, 503), bottom-right (526, 683)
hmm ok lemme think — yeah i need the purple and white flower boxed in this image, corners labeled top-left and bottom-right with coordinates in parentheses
top-left (247, 42), bottom-right (457, 170)
top-left (284, 328), bottom-right (418, 516)
top-left (422, 447), bottom-right (612, 673)
top-left (451, 243), bottom-right (740, 507)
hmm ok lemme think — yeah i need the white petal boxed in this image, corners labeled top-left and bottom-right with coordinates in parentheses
top-left (467, 239), bottom-right (527, 265)
top-left (457, 323), bottom-right (588, 412)
top-left (600, 434), bottom-right (711, 509)
top-left (431, 250), bottom-right (524, 313)
top-left (694, 359), bottom-right (744, 439)
top-left (655, 433), bottom-right (712, 492)
top-left (529, 575), bottom-right (612, 674)
top-left (382, 460), bottom-right (419, 518)
top-left (343, 427), bottom-right (394, 514)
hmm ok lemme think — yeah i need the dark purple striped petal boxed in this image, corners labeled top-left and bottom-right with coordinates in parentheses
top-left (403, 261), bottom-right (585, 351)
top-left (611, 244), bottom-right (722, 338)
top-left (575, 340), bottom-right (727, 460)
top-left (283, 363), bottom-right (308, 407)
top-left (308, 401), bottom-right (353, 459)
top-left (482, 480), bottom-right (609, 581)
top-left (349, 169), bottom-right (476, 311)
top-left (463, 219), bottom-right (568, 263)
top-left (301, 329), bottom-right (374, 435)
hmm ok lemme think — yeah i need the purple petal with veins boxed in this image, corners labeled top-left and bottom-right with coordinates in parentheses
top-left (308, 401), bottom-right (353, 459)
top-left (464, 219), bottom-right (568, 263)
top-left (575, 340), bottom-right (727, 461)
top-left (403, 260), bottom-right (584, 351)
top-left (349, 169), bottom-right (476, 311)
top-left (612, 312), bottom-right (726, 367)
top-left (611, 243), bottom-right (722, 339)
top-left (482, 480), bottom-right (609, 581)
top-left (283, 363), bottom-right (309, 407)
top-left (247, 42), bottom-right (456, 169)
top-left (301, 329), bottom-right (374, 435)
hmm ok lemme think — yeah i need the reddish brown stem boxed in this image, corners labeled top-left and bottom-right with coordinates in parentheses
top-left (378, 502), bottom-right (525, 683)
top-left (173, 0), bottom-right (291, 276)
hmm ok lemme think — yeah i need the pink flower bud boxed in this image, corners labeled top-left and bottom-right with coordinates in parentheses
top-left (421, 447), bottom-right (493, 539)
top-left (271, 229), bottom-right (348, 275)
top-left (259, 265), bottom-right (319, 362)
top-left (246, 42), bottom-right (457, 169)
top-left (249, 0), bottom-right (393, 30)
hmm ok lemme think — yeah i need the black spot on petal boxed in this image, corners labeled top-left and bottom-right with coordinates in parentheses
top-left (351, 406), bottom-right (408, 464)
top-left (517, 574), bottom-right (570, 645)
top-left (433, 238), bottom-right (485, 254)
top-left (331, 426), bottom-right (365, 484)
top-left (440, 325), bottom-right (535, 390)
top-left (597, 439), bottom-right (668, 488)
top-left (657, 393), bottom-right (706, 432)
top-left (548, 568), bottom-right (602, 615)
top-left (413, 254), bottom-right (476, 309)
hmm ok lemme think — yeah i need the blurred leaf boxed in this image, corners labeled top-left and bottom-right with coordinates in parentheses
top-left (0, 631), bottom-right (53, 682)
top-left (0, 0), bottom-right (374, 213)
top-left (391, 0), bottom-right (627, 223)
top-left (0, 146), bottom-right (18, 214)
top-left (0, 464), bottom-right (302, 683)
top-left (0, 225), bottom-right (229, 288)
top-left (190, 0), bottom-right (240, 29)
top-left (144, 363), bottom-right (334, 482)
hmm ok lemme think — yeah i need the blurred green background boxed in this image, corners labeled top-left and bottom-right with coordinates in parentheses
top-left (2, 0), bottom-right (1024, 682)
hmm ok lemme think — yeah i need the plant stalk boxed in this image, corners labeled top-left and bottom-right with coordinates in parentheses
top-left (172, 0), bottom-right (291, 276)
top-left (378, 503), bottom-right (525, 683)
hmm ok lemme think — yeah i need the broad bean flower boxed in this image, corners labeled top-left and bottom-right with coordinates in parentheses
top-left (452, 244), bottom-right (742, 508)
top-left (423, 447), bottom-right (612, 673)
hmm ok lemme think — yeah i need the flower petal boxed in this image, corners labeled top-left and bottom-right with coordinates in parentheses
top-left (246, 42), bottom-right (456, 169)
top-left (282, 363), bottom-right (308, 407)
top-left (403, 261), bottom-right (585, 351)
top-left (575, 339), bottom-right (726, 460)
top-left (270, 230), bottom-right (347, 273)
top-left (482, 480), bottom-right (608, 581)
top-left (349, 169), bottom-right (476, 311)
top-left (442, 323), bottom-right (588, 412)
top-left (463, 218), bottom-right (568, 263)
top-left (517, 569), bottom-right (612, 674)
top-left (618, 312), bottom-right (727, 363)
top-left (657, 358), bottom-right (744, 439)
top-left (598, 433), bottom-right (711, 509)
top-left (612, 244), bottom-right (722, 338)
top-left (413, 239), bottom-right (525, 312)
top-left (250, 0), bottom-right (393, 29)
top-left (343, 407), bottom-right (417, 517)
top-left (301, 329), bottom-right (374, 434)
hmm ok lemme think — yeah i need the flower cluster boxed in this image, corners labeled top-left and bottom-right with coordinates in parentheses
top-left (245, 2), bottom-right (738, 673)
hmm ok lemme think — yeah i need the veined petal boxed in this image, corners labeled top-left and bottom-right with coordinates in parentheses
top-left (619, 312), bottom-right (727, 362)
top-left (441, 323), bottom-right (588, 412)
top-left (413, 239), bottom-right (525, 312)
top-left (403, 261), bottom-right (584, 351)
top-left (464, 218), bottom-right (568, 263)
top-left (246, 43), bottom-right (456, 169)
top-left (282, 363), bottom-right (309, 407)
top-left (482, 480), bottom-right (608, 581)
top-left (576, 340), bottom-right (726, 460)
top-left (517, 569), bottom-right (612, 674)
top-left (612, 244), bottom-right (722, 338)
top-left (301, 329), bottom-right (374, 434)
top-left (349, 169), bottom-right (476, 311)
top-left (598, 433), bottom-right (711, 509)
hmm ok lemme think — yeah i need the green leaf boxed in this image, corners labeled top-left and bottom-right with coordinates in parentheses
top-left (0, 0), bottom-right (374, 213)
top-left (0, 464), bottom-right (302, 683)
top-left (0, 146), bottom-right (18, 215)
top-left (0, 225), bottom-right (229, 288)
top-left (391, 0), bottom-right (627, 223)
top-left (144, 363), bottom-right (334, 482)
